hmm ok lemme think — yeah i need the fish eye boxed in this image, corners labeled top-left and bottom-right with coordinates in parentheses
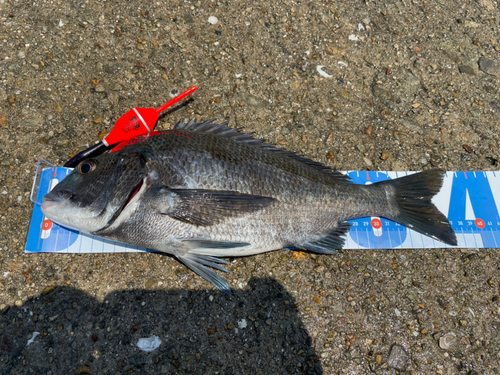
top-left (78, 159), bottom-right (98, 175)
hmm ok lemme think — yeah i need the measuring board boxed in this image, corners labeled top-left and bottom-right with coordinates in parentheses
top-left (25, 164), bottom-right (500, 253)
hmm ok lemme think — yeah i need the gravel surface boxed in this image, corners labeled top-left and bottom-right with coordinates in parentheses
top-left (1, 0), bottom-right (500, 374)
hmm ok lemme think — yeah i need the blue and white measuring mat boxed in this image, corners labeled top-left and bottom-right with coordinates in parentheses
top-left (25, 163), bottom-right (500, 253)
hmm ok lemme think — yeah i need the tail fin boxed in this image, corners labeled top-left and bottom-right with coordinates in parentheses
top-left (376, 170), bottom-right (457, 246)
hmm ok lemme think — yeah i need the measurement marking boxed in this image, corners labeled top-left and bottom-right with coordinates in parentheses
top-left (490, 227), bottom-right (498, 247)
top-left (408, 228), bottom-right (414, 248)
top-left (464, 171), bottom-right (467, 179)
top-left (472, 229), bottom-right (478, 248)
top-left (461, 228), bottom-right (467, 248)
top-left (480, 228), bottom-right (487, 247)
top-left (77, 232), bottom-right (83, 254)
top-left (41, 229), bottom-right (46, 253)
top-left (366, 171), bottom-right (370, 180)
top-left (397, 228), bottom-right (403, 249)
top-left (387, 226), bottom-right (393, 248)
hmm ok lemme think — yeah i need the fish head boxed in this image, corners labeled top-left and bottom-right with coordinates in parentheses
top-left (41, 150), bottom-right (151, 233)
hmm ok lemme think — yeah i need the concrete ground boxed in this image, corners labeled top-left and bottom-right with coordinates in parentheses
top-left (1, 0), bottom-right (499, 374)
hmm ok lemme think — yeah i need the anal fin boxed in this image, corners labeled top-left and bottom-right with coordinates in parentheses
top-left (176, 253), bottom-right (231, 294)
top-left (298, 222), bottom-right (351, 254)
top-left (182, 239), bottom-right (250, 249)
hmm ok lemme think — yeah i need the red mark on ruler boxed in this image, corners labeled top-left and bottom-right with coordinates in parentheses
top-left (371, 218), bottom-right (382, 229)
top-left (475, 218), bottom-right (485, 229)
top-left (43, 219), bottom-right (53, 231)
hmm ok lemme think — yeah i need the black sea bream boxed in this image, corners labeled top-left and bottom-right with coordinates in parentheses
top-left (42, 120), bottom-right (457, 293)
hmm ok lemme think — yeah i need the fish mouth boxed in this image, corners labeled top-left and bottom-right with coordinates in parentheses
top-left (124, 179), bottom-right (144, 208)
top-left (99, 177), bottom-right (147, 231)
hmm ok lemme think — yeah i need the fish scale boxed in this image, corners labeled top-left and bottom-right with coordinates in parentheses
top-left (41, 120), bottom-right (457, 293)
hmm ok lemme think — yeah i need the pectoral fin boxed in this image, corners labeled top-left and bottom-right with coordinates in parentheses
top-left (176, 253), bottom-right (231, 294)
top-left (167, 189), bottom-right (276, 227)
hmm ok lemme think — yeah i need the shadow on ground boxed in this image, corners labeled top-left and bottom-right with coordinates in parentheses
top-left (0, 278), bottom-right (322, 374)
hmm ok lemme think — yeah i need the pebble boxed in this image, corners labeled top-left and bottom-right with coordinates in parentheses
top-left (463, 144), bottom-right (473, 153)
top-left (145, 277), bottom-right (157, 289)
top-left (95, 84), bottom-right (106, 93)
top-left (44, 266), bottom-right (55, 277)
top-left (380, 152), bottom-right (390, 160)
top-left (292, 251), bottom-right (308, 260)
top-left (439, 332), bottom-right (456, 349)
top-left (365, 125), bottom-right (373, 137)
top-left (363, 157), bottom-right (373, 167)
top-left (372, 68), bottom-right (420, 110)
top-left (479, 57), bottom-right (500, 77)
top-left (387, 344), bottom-right (409, 371)
top-left (289, 81), bottom-right (300, 90)
top-left (375, 354), bottom-right (383, 365)
top-left (208, 16), bottom-right (218, 25)
top-left (110, 83), bottom-right (122, 91)
top-left (74, 365), bottom-right (92, 374)
top-left (239, 93), bottom-right (266, 108)
top-left (357, 144), bottom-right (366, 153)
top-left (458, 65), bottom-right (475, 75)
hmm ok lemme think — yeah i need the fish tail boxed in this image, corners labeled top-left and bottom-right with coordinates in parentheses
top-left (375, 170), bottom-right (457, 246)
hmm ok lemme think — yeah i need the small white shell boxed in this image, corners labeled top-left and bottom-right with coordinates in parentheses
top-left (137, 335), bottom-right (162, 352)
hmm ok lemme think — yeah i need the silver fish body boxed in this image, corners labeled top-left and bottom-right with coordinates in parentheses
top-left (42, 120), bottom-right (457, 292)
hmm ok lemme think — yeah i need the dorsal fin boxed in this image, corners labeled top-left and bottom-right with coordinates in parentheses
top-left (174, 119), bottom-right (350, 183)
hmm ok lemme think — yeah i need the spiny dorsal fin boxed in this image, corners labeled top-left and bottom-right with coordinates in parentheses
top-left (174, 119), bottom-right (350, 183)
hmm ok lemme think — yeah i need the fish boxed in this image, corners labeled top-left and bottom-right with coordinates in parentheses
top-left (41, 120), bottom-right (457, 293)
